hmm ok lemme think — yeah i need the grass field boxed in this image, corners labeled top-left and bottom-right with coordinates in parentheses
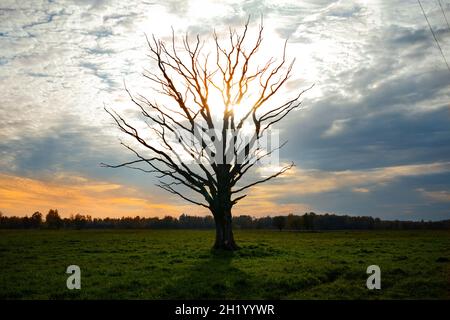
top-left (0, 229), bottom-right (449, 299)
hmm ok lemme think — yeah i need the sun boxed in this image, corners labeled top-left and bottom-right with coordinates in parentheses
top-left (206, 89), bottom-right (252, 125)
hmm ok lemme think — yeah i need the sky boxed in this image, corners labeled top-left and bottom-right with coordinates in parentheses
top-left (0, 0), bottom-right (449, 220)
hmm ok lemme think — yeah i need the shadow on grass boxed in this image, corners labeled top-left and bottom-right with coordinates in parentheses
top-left (159, 243), bottom-right (341, 299)
top-left (160, 249), bottom-right (253, 299)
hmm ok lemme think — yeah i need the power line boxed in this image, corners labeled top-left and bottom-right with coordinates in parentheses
top-left (437, 0), bottom-right (450, 30)
top-left (417, 0), bottom-right (450, 72)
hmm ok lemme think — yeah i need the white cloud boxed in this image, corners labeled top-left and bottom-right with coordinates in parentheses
top-left (322, 118), bottom-right (350, 137)
top-left (352, 187), bottom-right (370, 193)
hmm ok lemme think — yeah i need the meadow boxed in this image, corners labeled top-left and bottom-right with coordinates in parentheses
top-left (0, 229), bottom-right (449, 299)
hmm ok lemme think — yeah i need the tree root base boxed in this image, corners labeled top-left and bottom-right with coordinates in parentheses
top-left (212, 242), bottom-right (240, 251)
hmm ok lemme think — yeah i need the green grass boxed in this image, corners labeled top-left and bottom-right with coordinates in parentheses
top-left (0, 229), bottom-right (449, 299)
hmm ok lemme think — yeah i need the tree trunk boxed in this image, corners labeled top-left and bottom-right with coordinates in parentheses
top-left (212, 209), bottom-right (239, 250)
top-left (211, 164), bottom-right (238, 250)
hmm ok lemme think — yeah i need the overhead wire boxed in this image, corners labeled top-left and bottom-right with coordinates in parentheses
top-left (437, 0), bottom-right (450, 30)
top-left (417, 0), bottom-right (450, 72)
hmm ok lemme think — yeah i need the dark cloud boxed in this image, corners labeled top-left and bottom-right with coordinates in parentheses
top-left (282, 85), bottom-right (450, 171)
top-left (279, 13), bottom-right (450, 172)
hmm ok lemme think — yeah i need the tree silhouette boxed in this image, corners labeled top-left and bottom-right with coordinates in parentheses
top-left (30, 211), bottom-right (43, 228)
top-left (46, 209), bottom-right (62, 229)
top-left (103, 19), bottom-right (312, 250)
top-left (272, 216), bottom-right (286, 231)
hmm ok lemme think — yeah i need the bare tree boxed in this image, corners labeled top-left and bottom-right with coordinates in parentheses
top-left (103, 19), bottom-right (312, 250)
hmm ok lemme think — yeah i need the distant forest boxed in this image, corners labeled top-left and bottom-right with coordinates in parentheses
top-left (0, 209), bottom-right (449, 230)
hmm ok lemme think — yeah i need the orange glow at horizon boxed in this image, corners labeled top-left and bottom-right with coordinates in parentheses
top-left (0, 172), bottom-right (304, 219)
top-left (2, 161), bottom-right (449, 219)
top-left (0, 173), bottom-right (195, 218)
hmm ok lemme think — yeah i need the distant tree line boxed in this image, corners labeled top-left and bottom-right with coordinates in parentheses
top-left (0, 210), bottom-right (449, 230)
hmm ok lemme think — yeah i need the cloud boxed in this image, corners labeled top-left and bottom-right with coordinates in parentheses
top-left (417, 188), bottom-right (450, 202)
top-left (232, 161), bottom-right (450, 220)
top-left (352, 187), bottom-right (370, 193)
top-left (245, 161), bottom-right (450, 198)
top-left (321, 118), bottom-right (350, 137)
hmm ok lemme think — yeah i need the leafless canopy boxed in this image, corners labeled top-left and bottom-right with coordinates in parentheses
top-left (103, 18), bottom-right (312, 249)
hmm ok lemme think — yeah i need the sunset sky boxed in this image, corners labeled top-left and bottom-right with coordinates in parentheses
top-left (1, 0), bottom-right (449, 220)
